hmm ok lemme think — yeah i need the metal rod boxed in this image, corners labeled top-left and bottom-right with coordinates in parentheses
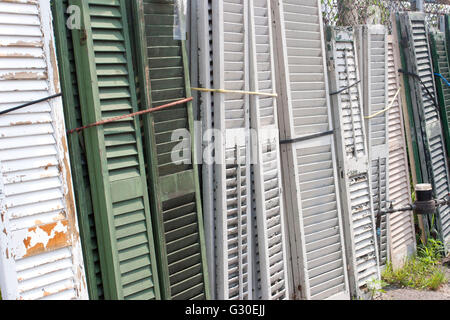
top-left (0, 93), bottom-right (62, 116)
top-left (279, 130), bottom-right (334, 145)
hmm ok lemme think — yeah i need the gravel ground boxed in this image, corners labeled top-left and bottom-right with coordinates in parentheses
top-left (375, 261), bottom-right (450, 300)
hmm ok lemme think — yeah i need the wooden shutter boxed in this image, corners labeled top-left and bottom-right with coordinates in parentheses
top-left (356, 25), bottom-right (390, 267)
top-left (271, 0), bottom-right (350, 300)
top-left (51, 0), bottom-right (104, 299)
top-left (130, 0), bottom-right (210, 300)
top-left (399, 12), bottom-right (450, 251)
top-left (430, 31), bottom-right (450, 159)
top-left (0, 0), bottom-right (87, 300)
top-left (69, 0), bottom-right (160, 300)
top-left (326, 27), bottom-right (380, 299)
top-left (249, 0), bottom-right (290, 300)
top-left (386, 35), bottom-right (416, 270)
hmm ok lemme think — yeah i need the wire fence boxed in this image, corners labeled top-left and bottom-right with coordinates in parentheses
top-left (321, 0), bottom-right (450, 30)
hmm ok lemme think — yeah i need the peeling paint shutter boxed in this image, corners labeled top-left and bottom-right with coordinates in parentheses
top-left (130, 0), bottom-right (209, 300)
top-left (356, 25), bottom-right (390, 267)
top-left (69, 0), bottom-right (160, 300)
top-left (386, 35), bottom-right (416, 270)
top-left (52, 0), bottom-right (104, 299)
top-left (0, 0), bottom-right (87, 300)
top-left (326, 27), bottom-right (380, 299)
top-left (248, 0), bottom-right (289, 300)
top-left (399, 13), bottom-right (450, 251)
top-left (271, 0), bottom-right (350, 300)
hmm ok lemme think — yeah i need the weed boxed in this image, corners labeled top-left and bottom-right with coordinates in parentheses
top-left (382, 240), bottom-right (448, 291)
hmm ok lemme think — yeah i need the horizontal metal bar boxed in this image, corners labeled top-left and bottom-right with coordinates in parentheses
top-left (280, 130), bottom-right (334, 145)
top-left (0, 93), bottom-right (62, 116)
top-left (329, 80), bottom-right (361, 96)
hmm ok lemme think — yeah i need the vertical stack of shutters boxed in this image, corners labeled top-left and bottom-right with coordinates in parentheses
top-left (52, 0), bottom-right (104, 299)
top-left (356, 25), bottom-right (390, 267)
top-left (248, 0), bottom-right (290, 300)
top-left (399, 12), bottom-right (450, 252)
top-left (69, 0), bottom-right (160, 300)
top-left (0, 0), bottom-right (87, 300)
top-left (271, 0), bottom-right (350, 300)
top-left (326, 27), bottom-right (380, 299)
top-left (386, 35), bottom-right (416, 270)
top-left (430, 31), bottom-right (450, 159)
top-left (130, 0), bottom-right (209, 300)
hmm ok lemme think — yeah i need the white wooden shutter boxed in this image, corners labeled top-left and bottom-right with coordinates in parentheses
top-left (399, 12), bottom-right (450, 251)
top-left (326, 27), bottom-right (380, 299)
top-left (271, 0), bottom-right (350, 300)
top-left (249, 0), bottom-right (289, 300)
top-left (356, 25), bottom-right (390, 267)
top-left (0, 0), bottom-right (87, 300)
top-left (386, 35), bottom-right (416, 270)
top-left (197, 0), bottom-right (216, 299)
top-left (207, 0), bottom-right (254, 300)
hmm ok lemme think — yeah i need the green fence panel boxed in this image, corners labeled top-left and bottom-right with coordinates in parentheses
top-left (69, 0), bottom-right (161, 300)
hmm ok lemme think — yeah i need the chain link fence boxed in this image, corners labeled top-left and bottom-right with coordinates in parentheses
top-left (322, 0), bottom-right (450, 30)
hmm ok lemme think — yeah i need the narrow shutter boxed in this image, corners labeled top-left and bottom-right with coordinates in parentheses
top-left (386, 35), bottom-right (416, 270)
top-left (326, 27), bottom-right (380, 299)
top-left (0, 0), bottom-right (87, 299)
top-left (356, 25), bottom-right (390, 267)
top-left (52, 0), bottom-right (104, 299)
top-left (201, 0), bottom-right (254, 300)
top-left (399, 12), bottom-right (450, 251)
top-left (430, 31), bottom-right (450, 158)
top-left (130, 0), bottom-right (210, 300)
top-left (69, 0), bottom-right (160, 300)
top-left (271, 0), bottom-right (350, 300)
top-left (248, 0), bottom-right (290, 300)
top-left (197, 0), bottom-right (216, 298)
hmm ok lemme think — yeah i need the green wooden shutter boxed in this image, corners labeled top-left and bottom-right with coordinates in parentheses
top-left (51, 0), bottom-right (104, 300)
top-left (130, 0), bottom-right (210, 300)
top-left (69, 0), bottom-right (161, 300)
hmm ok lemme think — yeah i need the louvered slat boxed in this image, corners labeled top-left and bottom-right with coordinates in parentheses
top-left (386, 35), bottom-right (416, 270)
top-left (69, 0), bottom-right (160, 300)
top-left (130, 0), bottom-right (209, 300)
top-left (326, 27), bottom-right (380, 299)
top-left (271, 0), bottom-right (349, 300)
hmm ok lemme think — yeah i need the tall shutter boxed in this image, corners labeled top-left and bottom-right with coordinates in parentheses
top-left (430, 31), bottom-right (450, 161)
top-left (69, 0), bottom-right (160, 300)
top-left (271, 0), bottom-right (350, 300)
top-left (197, 0), bottom-right (216, 298)
top-left (326, 27), bottom-right (380, 299)
top-left (248, 0), bottom-right (290, 300)
top-left (399, 12), bottom-right (450, 251)
top-left (52, 0), bottom-right (104, 299)
top-left (130, 0), bottom-right (210, 300)
top-left (356, 25), bottom-right (390, 267)
top-left (386, 35), bottom-right (416, 270)
top-left (0, 0), bottom-right (87, 299)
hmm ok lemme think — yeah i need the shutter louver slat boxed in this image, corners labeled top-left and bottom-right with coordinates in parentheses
top-left (326, 26), bottom-right (380, 299)
top-left (272, 0), bottom-right (350, 300)
top-left (69, 0), bottom-right (160, 300)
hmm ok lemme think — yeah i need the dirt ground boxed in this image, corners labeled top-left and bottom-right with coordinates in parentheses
top-left (375, 261), bottom-right (450, 300)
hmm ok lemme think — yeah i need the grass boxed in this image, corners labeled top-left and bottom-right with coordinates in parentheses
top-left (382, 239), bottom-right (448, 291)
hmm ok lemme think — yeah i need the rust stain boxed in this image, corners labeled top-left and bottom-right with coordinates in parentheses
top-left (10, 121), bottom-right (32, 126)
top-left (23, 220), bottom-right (70, 258)
top-left (49, 39), bottom-right (60, 93)
top-left (0, 53), bottom-right (36, 58)
top-left (43, 290), bottom-right (51, 297)
top-left (5, 248), bottom-right (9, 259)
top-left (3, 228), bottom-right (6, 235)
top-left (0, 40), bottom-right (43, 48)
top-left (44, 163), bottom-right (52, 171)
top-left (0, 71), bottom-right (47, 81)
top-left (34, 219), bottom-right (43, 226)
